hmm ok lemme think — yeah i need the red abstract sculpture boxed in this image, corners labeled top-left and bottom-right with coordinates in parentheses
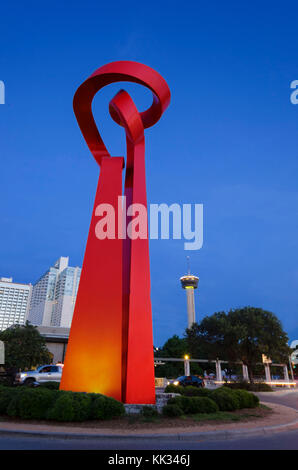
top-left (60, 61), bottom-right (170, 404)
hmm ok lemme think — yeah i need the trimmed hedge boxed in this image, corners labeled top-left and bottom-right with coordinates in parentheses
top-left (164, 384), bottom-right (185, 394)
top-left (183, 387), bottom-right (213, 398)
top-left (0, 386), bottom-right (21, 414)
top-left (167, 396), bottom-right (219, 414)
top-left (164, 384), bottom-right (211, 398)
top-left (164, 383), bottom-right (259, 414)
top-left (182, 386), bottom-right (206, 397)
top-left (0, 386), bottom-right (125, 422)
top-left (210, 388), bottom-right (241, 411)
top-left (232, 389), bottom-right (258, 409)
top-left (12, 388), bottom-right (58, 420)
top-left (162, 404), bottom-right (184, 417)
top-left (190, 397), bottom-right (219, 413)
top-left (141, 406), bottom-right (159, 418)
top-left (47, 393), bottom-right (76, 421)
top-left (0, 384), bottom-right (259, 422)
top-left (224, 381), bottom-right (273, 392)
top-left (90, 395), bottom-right (125, 420)
top-left (39, 381), bottom-right (60, 390)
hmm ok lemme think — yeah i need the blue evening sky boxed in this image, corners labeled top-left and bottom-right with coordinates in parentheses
top-left (0, 1), bottom-right (298, 346)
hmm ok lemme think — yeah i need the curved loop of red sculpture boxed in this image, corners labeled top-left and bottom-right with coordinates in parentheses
top-left (60, 61), bottom-right (171, 404)
top-left (73, 60), bottom-right (170, 165)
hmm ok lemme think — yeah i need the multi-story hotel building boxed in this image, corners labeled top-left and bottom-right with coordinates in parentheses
top-left (28, 257), bottom-right (81, 328)
top-left (0, 277), bottom-right (32, 331)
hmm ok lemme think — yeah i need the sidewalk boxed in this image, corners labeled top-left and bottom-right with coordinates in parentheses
top-left (0, 403), bottom-right (297, 441)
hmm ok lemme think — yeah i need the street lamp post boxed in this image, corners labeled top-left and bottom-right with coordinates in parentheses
top-left (184, 355), bottom-right (190, 376)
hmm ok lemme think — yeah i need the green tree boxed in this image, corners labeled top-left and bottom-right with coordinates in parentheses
top-left (0, 321), bottom-right (51, 370)
top-left (187, 312), bottom-right (239, 361)
top-left (186, 307), bottom-right (291, 382)
top-left (154, 335), bottom-right (203, 378)
top-left (157, 335), bottom-right (188, 358)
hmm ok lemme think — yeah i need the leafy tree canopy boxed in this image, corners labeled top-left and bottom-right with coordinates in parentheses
top-left (154, 335), bottom-right (203, 378)
top-left (0, 321), bottom-right (52, 370)
top-left (155, 335), bottom-right (188, 358)
top-left (186, 307), bottom-right (291, 381)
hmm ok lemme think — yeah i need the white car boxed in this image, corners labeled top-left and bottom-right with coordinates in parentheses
top-left (14, 364), bottom-right (63, 386)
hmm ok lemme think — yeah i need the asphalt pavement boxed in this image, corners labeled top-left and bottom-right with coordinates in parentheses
top-left (256, 390), bottom-right (298, 410)
top-left (1, 429), bottom-right (298, 450)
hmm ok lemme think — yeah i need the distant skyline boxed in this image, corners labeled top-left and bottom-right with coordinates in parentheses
top-left (0, 1), bottom-right (298, 346)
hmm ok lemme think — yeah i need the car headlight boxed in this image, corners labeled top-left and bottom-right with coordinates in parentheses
top-left (173, 381), bottom-right (179, 386)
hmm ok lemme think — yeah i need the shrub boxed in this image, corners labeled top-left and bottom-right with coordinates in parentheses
top-left (0, 387), bottom-right (20, 414)
top-left (162, 404), bottom-right (184, 417)
top-left (251, 393), bottom-right (260, 406)
top-left (0, 386), bottom-right (125, 422)
top-left (223, 381), bottom-right (250, 390)
top-left (232, 389), bottom-right (256, 409)
top-left (90, 396), bottom-right (107, 420)
top-left (167, 396), bottom-right (219, 414)
top-left (164, 384), bottom-right (212, 398)
top-left (224, 381), bottom-right (273, 392)
top-left (182, 387), bottom-right (212, 398)
top-left (47, 391), bottom-right (93, 422)
top-left (190, 397), bottom-right (219, 414)
top-left (182, 386), bottom-right (203, 397)
top-left (17, 388), bottom-right (58, 420)
top-left (141, 406), bottom-right (159, 418)
top-left (4, 388), bottom-right (58, 419)
top-left (0, 377), bottom-right (13, 387)
top-left (72, 392), bottom-right (92, 421)
top-left (6, 395), bottom-right (20, 417)
top-left (47, 392), bottom-right (75, 422)
top-left (90, 395), bottom-right (125, 420)
top-left (39, 381), bottom-right (60, 390)
top-left (210, 388), bottom-right (240, 411)
top-left (100, 396), bottom-right (125, 419)
top-left (164, 384), bottom-right (184, 394)
top-left (167, 396), bottom-right (192, 413)
top-left (249, 383), bottom-right (273, 392)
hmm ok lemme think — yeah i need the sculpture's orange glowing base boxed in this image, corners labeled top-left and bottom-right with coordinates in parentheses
top-left (60, 61), bottom-right (170, 404)
top-left (59, 158), bottom-right (124, 400)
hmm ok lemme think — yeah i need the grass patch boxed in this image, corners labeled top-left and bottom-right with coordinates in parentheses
top-left (140, 416), bottom-right (160, 423)
top-left (190, 405), bottom-right (270, 423)
top-left (192, 411), bottom-right (242, 422)
top-left (259, 403), bottom-right (272, 411)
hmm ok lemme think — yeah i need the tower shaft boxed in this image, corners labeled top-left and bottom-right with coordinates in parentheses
top-left (185, 287), bottom-right (196, 328)
top-left (180, 273), bottom-right (199, 329)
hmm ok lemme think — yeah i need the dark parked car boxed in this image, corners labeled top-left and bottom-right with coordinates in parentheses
top-left (172, 375), bottom-right (205, 388)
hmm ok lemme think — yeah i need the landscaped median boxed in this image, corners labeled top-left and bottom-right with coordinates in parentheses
top-left (0, 382), bottom-right (266, 428)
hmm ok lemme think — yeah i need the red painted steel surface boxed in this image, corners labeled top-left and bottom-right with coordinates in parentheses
top-left (60, 61), bottom-right (170, 404)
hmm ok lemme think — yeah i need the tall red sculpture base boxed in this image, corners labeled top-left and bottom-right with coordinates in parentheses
top-left (60, 61), bottom-right (170, 404)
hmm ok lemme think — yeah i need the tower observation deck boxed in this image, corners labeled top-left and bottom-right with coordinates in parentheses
top-left (180, 258), bottom-right (199, 328)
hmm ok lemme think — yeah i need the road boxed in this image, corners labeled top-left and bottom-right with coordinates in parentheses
top-left (0, 391), bottom-right (297, 450)
top-left (256, 389), bottom-right (298, 410)
top-left (1, 430), bottom-right (298, 450)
